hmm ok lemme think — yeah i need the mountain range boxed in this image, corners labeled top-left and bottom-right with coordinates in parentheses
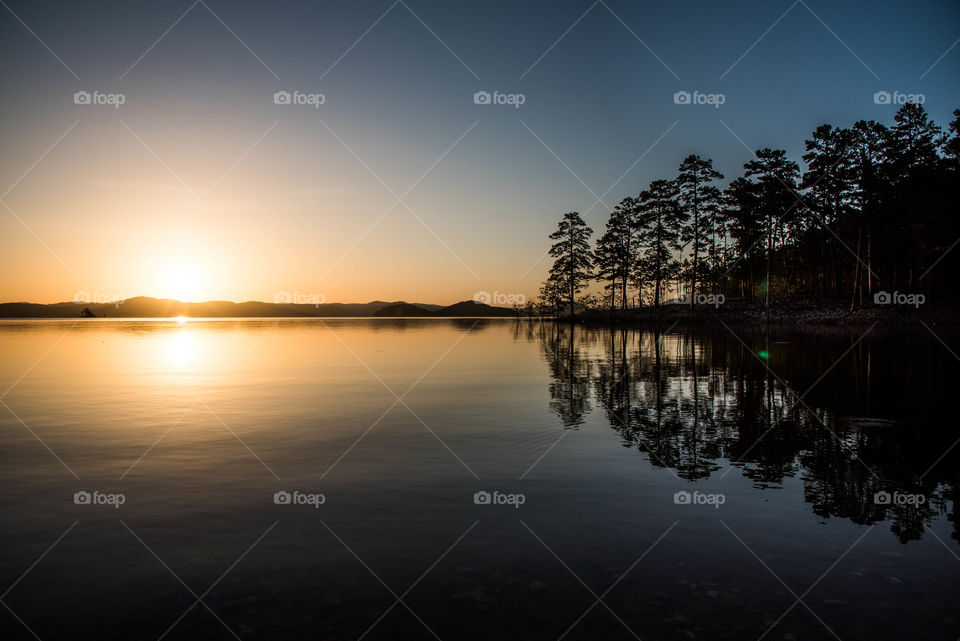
top-left (0, 296), bottom-right (518, 318)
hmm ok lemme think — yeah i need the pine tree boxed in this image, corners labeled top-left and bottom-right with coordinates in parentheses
top-left (677, 155), bottom-right (724, 307)
top-left (594, 214), bottom-right (624, 310)
top-left (802, 124), bottom-right (854, 298)
top-left (723, 177), bottom-right (764, 301)
top-left (743, 149), bottom-right (800, 307)
top-left (636, 180), bottom-right (682, 309)
top-left (548, 212), bottom-right (594, 316)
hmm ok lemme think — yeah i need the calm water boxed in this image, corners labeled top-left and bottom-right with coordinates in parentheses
top-left (0, 319), bottom-right (957, 640)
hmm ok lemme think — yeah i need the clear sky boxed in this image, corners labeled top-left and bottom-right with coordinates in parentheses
top-left (1, 0), bottom-right (958, 304)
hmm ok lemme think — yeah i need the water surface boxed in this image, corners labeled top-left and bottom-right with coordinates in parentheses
top-left (1, 319), bottom-right (957, 640)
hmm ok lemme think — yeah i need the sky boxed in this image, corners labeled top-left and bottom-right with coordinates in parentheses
top-left (1, 0), bottom-right (958, 305)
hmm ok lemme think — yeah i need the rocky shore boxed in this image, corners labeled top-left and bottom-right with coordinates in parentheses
top-left (562, 297), bottom-right (958, 328)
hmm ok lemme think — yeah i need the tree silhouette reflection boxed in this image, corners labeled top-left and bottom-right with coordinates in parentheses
top-left (532, 322), bottom-right (959, 545)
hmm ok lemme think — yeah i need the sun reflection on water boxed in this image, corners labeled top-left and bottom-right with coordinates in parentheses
top-left (167, 329), bottom-right (200, 369)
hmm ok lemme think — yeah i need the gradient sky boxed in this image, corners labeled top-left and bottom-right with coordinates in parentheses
top-left (1, 0), bottom-right (958, 304)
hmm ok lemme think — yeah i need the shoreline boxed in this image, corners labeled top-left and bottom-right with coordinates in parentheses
top-left (551, 298), bottom-right (959, 328)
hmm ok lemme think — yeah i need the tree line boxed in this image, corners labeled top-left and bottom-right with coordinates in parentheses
top-left (539, 103), bottom-right (960, 315)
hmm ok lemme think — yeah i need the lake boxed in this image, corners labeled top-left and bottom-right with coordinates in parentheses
top-left (0, 318), bottom-right (957, 640)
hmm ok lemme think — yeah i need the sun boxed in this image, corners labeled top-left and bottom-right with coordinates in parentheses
top-left (156, 259), bottom-right (207, 301)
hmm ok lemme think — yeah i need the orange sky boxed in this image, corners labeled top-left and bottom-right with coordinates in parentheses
top-left (0, 119), bottom-right (548, 306)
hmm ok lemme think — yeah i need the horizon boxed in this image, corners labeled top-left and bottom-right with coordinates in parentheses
top-left (1, 294), bottom-right (499, 306)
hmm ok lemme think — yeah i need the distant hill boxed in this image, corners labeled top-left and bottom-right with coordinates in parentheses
top-left (0, 296), bottom-right (516, 318)
top-left (374, 303), bottom-right (434, 317)
top-left (374, 300), bottom-right (517, 317)
top-left (434, 300), bottom-right (516, 316)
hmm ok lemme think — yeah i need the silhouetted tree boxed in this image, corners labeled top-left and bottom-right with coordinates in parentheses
top-left (802, 124), bottom-right (854, 298)
top-left (846, 120), bottom-right (889, 308)
top-left (548, 212), bottom-right (594, 316)
top-left (594, 211), bottom-right (626, 310)
top-left (595, 197), bottom-right (642, 310)
top-left (538, 273), bottom-right (564, 317)
top-left (677, 155), bottom-right (724, 306)
top-left (636, 180), bottom-right (682, 308)
top-left (945, 109), bottom-right (960, 161)
top-left (743, 148), bottom-right (801, 307)
top-left (723, 177), bottom-right (764, 301)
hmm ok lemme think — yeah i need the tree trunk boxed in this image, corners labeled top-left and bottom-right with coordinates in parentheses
top-left (850, 222), bottom-right (862, 312)
top-left (765, 212), bottom-right (772, 308)
top-left (690, 182), bottom-right (699, 310)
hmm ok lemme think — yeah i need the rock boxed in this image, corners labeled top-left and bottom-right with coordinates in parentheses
top-left (885, 576), bottom-right (903, 586)
top-left (705, 590), bottom-right (720, 598)
top-left (529, 580), bottom-right (546, 593)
